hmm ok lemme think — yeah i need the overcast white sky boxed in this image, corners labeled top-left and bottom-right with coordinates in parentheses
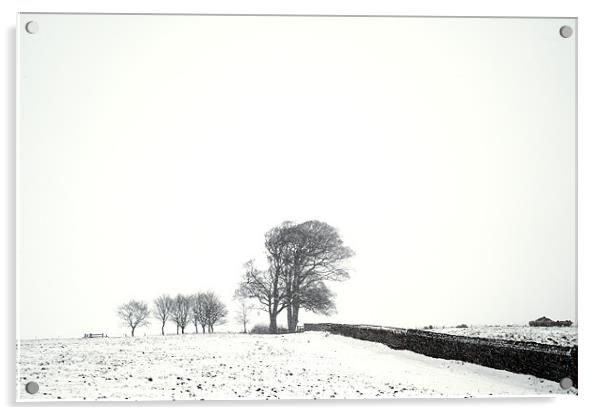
top-left (17, 15), bottom-right (576, 339)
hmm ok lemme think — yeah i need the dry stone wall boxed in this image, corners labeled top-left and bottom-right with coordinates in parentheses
top-left (304, 323), bottom-right (577, 387)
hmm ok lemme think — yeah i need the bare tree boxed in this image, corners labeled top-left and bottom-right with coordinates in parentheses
top-left (170, 294), bottom-right (192, 334)
top-left (237, 221), bottom-right (353, 333)
top-left (199, 292), bottom-right (210, 333)
top-left (117, 300), bottom-right (151, 337)
top-left (236, 224), bottom-right (297, 333)
top-left (153, 295), bottom-right (173, 335)
top-left (191, 293), bottom-right (200, 334)
top-left (281, 221), bottom-right (353, 332)
top-left (234, 298), bottom-right (251, 333)
top-left (191, 292), bottom-right (209, 334)
top-left (237, 260), bottom-right (286, 333)
top-left (201, 291), bottom-right (228, 333)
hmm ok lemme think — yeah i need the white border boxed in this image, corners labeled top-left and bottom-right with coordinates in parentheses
top-left (2, 1), bottom-right (601, 415)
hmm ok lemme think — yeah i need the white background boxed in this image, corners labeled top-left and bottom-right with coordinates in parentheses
top-left (16, 13), bottom-right (576, 340)
top-left (2, 0), bottom-right (601, 414)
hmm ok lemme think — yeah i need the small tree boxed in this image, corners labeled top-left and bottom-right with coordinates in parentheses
top-left (191, 293), bottom-right (205, 334)
top-left (170, 294), bottom-right (192, 334)
top-left (153, 295), bottom-right (173, 335)
top-left (202, 291), bottom-right (228, 333)
top-left (235, 298), bottom-right (251, 333)
top-left (117, 300), bottom-right (150, 337)
top-left (197, 292), bottom-right (210, 333)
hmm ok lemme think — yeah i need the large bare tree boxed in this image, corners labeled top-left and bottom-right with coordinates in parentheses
top-left (237, 221), bottom-right (353, 333)
top-left (281, 221), bottom-right (353, 331)
top-left (153, 295), bottom-right (173, 335)
top-left (117, 300), bottom-right (151, 337)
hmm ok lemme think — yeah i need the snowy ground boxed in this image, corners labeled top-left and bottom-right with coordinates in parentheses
top-left (17, 332), bottom-right (576, 401)
top-left (427, 325), bottom-right (577, 347)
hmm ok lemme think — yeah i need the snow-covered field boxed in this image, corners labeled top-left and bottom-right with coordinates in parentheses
top-left (17, 332), bottom-right (575, 401)
top-left (427, 325), bottom-right (577, 347)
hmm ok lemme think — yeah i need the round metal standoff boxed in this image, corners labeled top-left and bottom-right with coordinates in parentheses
top-left (25, 381), bottom-right (39, 394)
top-left (559, 25), bottom-right (573, 38)
top-left (25, 21), bottom-right (39, 34)
top-left (559, 377), bottom-right (573, 390)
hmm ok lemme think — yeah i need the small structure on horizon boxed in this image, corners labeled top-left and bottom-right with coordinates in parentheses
top-left (528, 316), bottom-right (573, 327)
top-left (83, 333), bottom-right (108, 338)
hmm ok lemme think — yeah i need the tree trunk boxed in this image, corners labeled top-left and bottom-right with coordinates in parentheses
top-left (161, 322), bottom-right (165, 336)
top-left (195, 323), bottom-right (198, 334)
top-left (201, 325), bottom-right (205, 334)
top-left (269, 313), bottom-right (277, 334)
top-left (182, 326), bottom-right (185, 334)
top-left (292, 302), bottom-right (300, 332)
top-left (285, 280), bottom-right (295, 332)
top-left (287, 305), bottom-right (294, 333)
top-left (177, 325), bottom-right (180, 335)
top-left (131, 326), bottom-right (135, 337)
top-left (243, 320), bottom-right (247, 334)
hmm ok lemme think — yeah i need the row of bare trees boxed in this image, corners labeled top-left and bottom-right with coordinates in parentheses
top-left (117, 291), bottom-right (228, 336)
top-left (117, 221), bottom-right (352, 336)
top-left (236, 220), bottom-right (354, 334)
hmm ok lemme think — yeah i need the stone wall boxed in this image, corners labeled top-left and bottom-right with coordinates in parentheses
top-left (305, 323), bottom-right (578, 387)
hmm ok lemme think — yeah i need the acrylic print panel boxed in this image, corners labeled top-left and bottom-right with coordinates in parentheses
top-left (16, 14), bottom-right (577, 401)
